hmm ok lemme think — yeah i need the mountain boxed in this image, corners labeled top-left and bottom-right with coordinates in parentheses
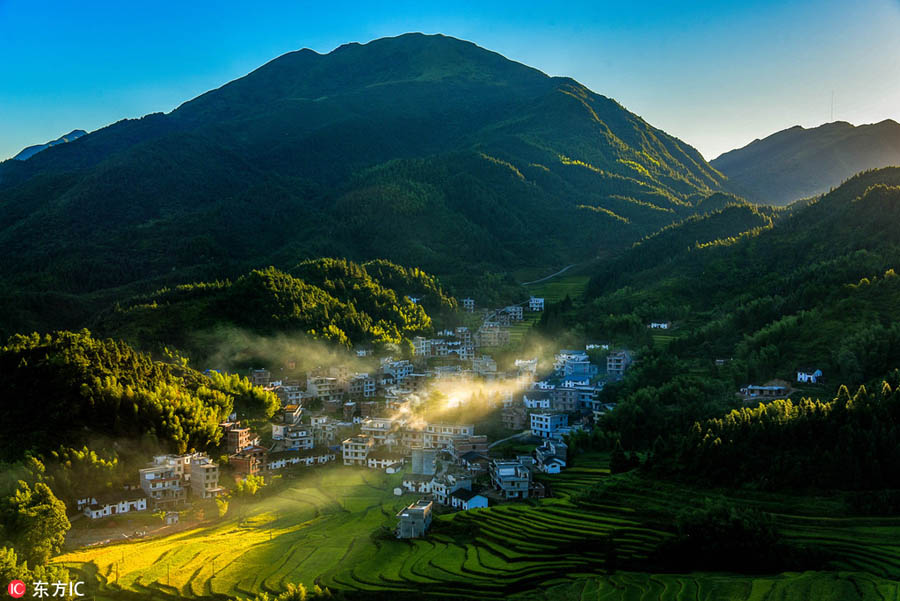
top-left (712, 120), bottom-right (900, 205)
top-left (0, 33), bottom-right (727, 336)
top-left (584, 166), bottom-right (900, 388)
top-left (11, 129), bottom-right (87, 161)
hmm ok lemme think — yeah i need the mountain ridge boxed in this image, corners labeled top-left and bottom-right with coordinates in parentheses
top-left (0, 33), bottom-right (727, 336)
top-left (11, 129), bottom-right (87, 161)
top-left (712, 119), bottom-right (900, 205)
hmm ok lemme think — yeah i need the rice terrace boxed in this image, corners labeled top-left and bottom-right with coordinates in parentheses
top-left (5, 4), bottom-right (900, 601)
top-left (56, 455), bottom-right (900, 600)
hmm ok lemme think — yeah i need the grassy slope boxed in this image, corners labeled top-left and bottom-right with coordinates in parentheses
top-left (56, 456), bottom-right (900, 600)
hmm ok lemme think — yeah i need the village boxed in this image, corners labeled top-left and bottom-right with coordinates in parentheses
top-left (71, 293), bottom-right (830, 543)
top-left (72, 295), bottom-right (639, 540)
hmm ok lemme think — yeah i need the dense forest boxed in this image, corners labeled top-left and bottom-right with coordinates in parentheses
top-left (0, 329), bottom-right (278, 463)
top-left (647, 373), bottom-right (900, 491)
top-left (94, 258), bottom-right (452, 359)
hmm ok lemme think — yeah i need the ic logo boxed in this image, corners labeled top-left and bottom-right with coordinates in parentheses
top-left (7, 580), bottom-right (26, 598)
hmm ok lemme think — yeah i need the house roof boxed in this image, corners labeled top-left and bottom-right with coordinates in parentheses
top-left (451, 489), bottom-right (483, 502)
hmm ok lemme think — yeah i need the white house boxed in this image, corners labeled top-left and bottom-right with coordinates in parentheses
top-left (523, 392), bottom-right (552, 410)
top-left (529, 297), bottom-right (545, 312)
top-left (450, 489), bottom-right (489, 511)
top-left (648, 321), bottom-right (671, 329)
top-left (796, 368), bottom-right (823, 384)
top-left (530, 412), bottom-right (568, 439)
top-left (402, 474), bottom-right (434, 494)
top-left (81, 492), bottom-right (148, 520)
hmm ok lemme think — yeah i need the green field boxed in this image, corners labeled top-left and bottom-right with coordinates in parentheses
top-left (524, 275), bottom-right (591, 303)
top-left (56, 458), bottom-right (900, 600)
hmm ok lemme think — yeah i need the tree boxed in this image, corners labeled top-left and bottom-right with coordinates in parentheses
top-left (1, 482), bottom-right (70, 565)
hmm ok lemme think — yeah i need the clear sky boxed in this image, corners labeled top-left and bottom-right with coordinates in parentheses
top-left (2, 0), bottom-right (899, 161)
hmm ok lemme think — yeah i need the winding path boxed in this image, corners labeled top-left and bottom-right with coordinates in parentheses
top-left (521, 264), bottom-right (576, 286)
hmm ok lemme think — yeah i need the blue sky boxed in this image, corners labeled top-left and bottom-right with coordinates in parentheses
top-left (1, 0), bottom-right (899, 161)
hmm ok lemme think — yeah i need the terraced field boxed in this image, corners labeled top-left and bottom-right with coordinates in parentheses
top-left (524, 274), bottom-right (591, 303)
top-left (55, 457), bottom-right (900, 600)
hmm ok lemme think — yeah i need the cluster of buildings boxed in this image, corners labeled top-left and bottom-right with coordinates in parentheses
top-left (501, 347), bottom-right (628, 436)
top-left (79, 451), bottom-right (229, 521)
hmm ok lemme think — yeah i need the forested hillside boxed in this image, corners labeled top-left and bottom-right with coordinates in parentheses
top-left (564, 167), bottom-right (900, 457)
top-left (0, 33), bottom-right (727, 336)
top-left (0, 330), bottom-right (278, 463)
top-left (585, 167), bottom-right (900, 383)
top-left (649, 373), bottom-right (900, 491)
top-left (712, 119), bottom-right (900, 204)
top-left (93, 258), bottom-right (451, 358)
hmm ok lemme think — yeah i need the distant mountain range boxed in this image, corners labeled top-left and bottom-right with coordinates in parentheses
top-left (712, 119), bottom-right (900, 205)
top-left (0, 33), bottom-right (730, 336)
top-left (12, 129), bottom-right (87, 161)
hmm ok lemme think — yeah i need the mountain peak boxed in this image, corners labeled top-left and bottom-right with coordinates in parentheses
top-left (713, 120), bottom-right (900, 204)
top-left (12, 129), bottom-right (87, 161)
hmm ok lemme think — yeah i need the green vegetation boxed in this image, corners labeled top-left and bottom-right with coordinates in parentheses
top-left (0, 34), bottom-right (731, 337)
top-left (97, 258), bottom-right (452, 358)
top-left (578, 168), bottom-right (900, 456)
top-left (54, 457), bottom-right (900, 600)
top-left (650, 373), bottom-right (900, 492)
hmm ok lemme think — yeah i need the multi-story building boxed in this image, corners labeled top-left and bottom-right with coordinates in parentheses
top-left (249, 368), bottom-right (271, 387)
top-left (606, 350), bottom-right (633, 378)
top-left (461, 298), bottom-right (475, 312)
top-left (283, 404), bottom-right (303, 424)
top-left (360, 418), bottom-right (397, 446)
top-left (348, 374), bottom-right (377, 398)
top-left (190, 455), bottom-right (224, 498)
top-left (307, 376), bottom-right (343, 402)
top-left (490, 460), bottom-right (531, 499)
top-left (282, 425), bottom-right (314, 450)
top-left (554, 350), bottom-right (588, 372)
top-left (423, 423), bottom-right (475, 449)
top-left (472, 355), bottom-right (497, 376)
top-left (382, 359), bottom-right (413, 382)
top-left (396, 499), bottom-right (433, 538)
top-left (139, 455), bottom-right (193, 508)
top-left (530, 413), bottom-right (569, 439)
top-left (529, 297), bottom-right (545, 312)
top-left (221, 422), bottom-right (256, 454)
top-left (341, 435), bottom-right (374, 466)
top-left (230, 445), bottom-right (267, 478)
top-left (534, 439), bottom-right (568, 474)
top-left (475, 324), bottom-right (510, 348)
top-left (449, 435), bottom-right (489, 459)
top-left (409, 447), bottom-right (436, 475)
top-left (550, 385), bottom-right (579, 413)
top-left (431, 472), bottom-right (472, 505)
top-left (502, 406), bottom-right (528, 430)
top-left (504, 305), bottom-right (524, 321)
top-left (272, 384), bottom-right (305, 406)
top-left (412, 336), bottom-right (432, 357)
